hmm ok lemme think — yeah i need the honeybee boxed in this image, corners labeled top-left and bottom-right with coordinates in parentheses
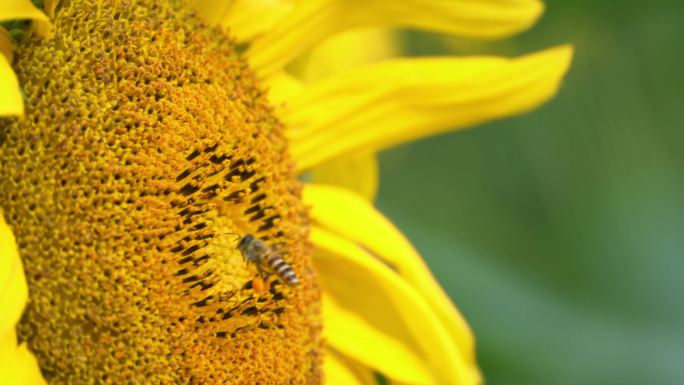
top-left (236, 234), bottom-right (300, 286)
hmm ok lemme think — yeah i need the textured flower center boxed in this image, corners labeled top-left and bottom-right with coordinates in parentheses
top-left (0, 0), bottom-right (322, 384)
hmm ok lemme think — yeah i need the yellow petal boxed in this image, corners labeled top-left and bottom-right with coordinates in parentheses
top-left (0, 214), bottom-right (27, 336)
top-left (287, 45), bottom-right (573, 171)
top-left (0, 27), bottom-right (14, 63)
top-left (312, 226), bottom-right (480, 385)
top-left (365, 0), bottom-right (543, 38)
top-left (245, 0), bottom-right (340, 75)
top-left (220, 0), bottom-right (293, 42)
top-left (0, 216), bottom-right (44, 383)
top-left (44, 0), bottom-right (59, 18)
top-left (0, 330), bottom-right (47, 385)
top-left (264, 70), bottom-right (304, 110)
top-left (304, 183), bottom-right (477, 364)
top-left (325, 350), bottom-right (376, 385)
top-left (187, 0), bottom-right (233, 28)
top-left (309, 152), bottom-right (379, 202)
top-left (286, 30), bottom-right (388, 201)
top-left (188, 0), bottom-right (292, 39)
top-left (325, 352), bottom-right (362, 385)
top-left (0, 53), bottom-right (24, 116)
top-left (323, 291), bottom-right (434, 385)
top-left (0, 0), bottom-right (51, 37)
top-left (291, 27), bottom-right (400, 83)
top-left (247, 0), bottom-right (544, 75)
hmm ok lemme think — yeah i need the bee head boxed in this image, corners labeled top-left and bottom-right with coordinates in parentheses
top-left (237, 234), bottom-right (254, 251)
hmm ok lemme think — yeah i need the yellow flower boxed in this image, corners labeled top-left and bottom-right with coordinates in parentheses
top-left (0, 0), bottom-right (572, 384)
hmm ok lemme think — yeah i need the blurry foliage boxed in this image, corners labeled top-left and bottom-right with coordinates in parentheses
top-left (377, 1), bottom-right (684, 385)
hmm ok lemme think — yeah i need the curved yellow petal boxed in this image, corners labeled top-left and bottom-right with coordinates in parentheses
top-left (265, 29), bottom-right (399, 116)
top-left (188, 0), bottom-right (293, 41)
top-left (366, 0), bottom-right (543, 38)
top-left (0, 0), bottom-right (51, 37)
top-left (0, 330), bottom-right (47, 385)
top-left (187, 0), bottom-right (232, 27)
top-left (312, 226), bottom-right (480, 385)
top-left (289, 28), bottom-right (393, 201)
top-left (310, 152), bottom-right (379, 202)
top-left (0, 54), bottom-right (23, 116)
top-left (287, 45), bottom-right (573, 171)
top-left (246, 0), bottom-right (340, 75)
top-left (325, 352), bottom-right (363, 385)
top-left (220, 0), bottom-right (293, 42)
top-left (247, 0), bottom-right (544, 75)
top-left (323, 291), bottom-right (434, 385)
top-left (0, 27), bottom-right (14, 63)
top-left (325, 349), bottom-right (376, 385)
top-left (292, 27), bottom-right (399, 83)
top-left (0, 215), bottom-right (27, 336)
top-left (304, 183), bottom-right (477, 364)
top-left (264, 70), bottom-right (304, 110)
top-left (44, 0), bottom-right (60, 18)
top-left (0, 215), bottom-right (44, 383)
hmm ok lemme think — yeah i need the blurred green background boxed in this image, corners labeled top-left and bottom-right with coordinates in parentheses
top-left (377, 1), bottom-right (684, 385)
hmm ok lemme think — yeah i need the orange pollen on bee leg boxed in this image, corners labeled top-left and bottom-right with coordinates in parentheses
top-left (252, 276), bottom-right (266, 294)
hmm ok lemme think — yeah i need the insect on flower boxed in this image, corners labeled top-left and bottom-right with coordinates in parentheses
top-left (236, 234), bottom-right (300, 287)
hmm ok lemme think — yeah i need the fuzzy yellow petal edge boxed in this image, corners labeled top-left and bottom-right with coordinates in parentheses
top-left (0, 215), bottom-right (46, 384)
top-left (0, 54), bottom-right (23, 116)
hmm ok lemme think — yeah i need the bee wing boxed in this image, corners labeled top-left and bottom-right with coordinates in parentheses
top-left (268, 241), bottom-right (289, 255)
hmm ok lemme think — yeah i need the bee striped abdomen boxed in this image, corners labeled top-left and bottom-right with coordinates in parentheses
top-left (267, 254), bottom-right (300, 286)
top-left (236, 234), bottom-right (300, 287)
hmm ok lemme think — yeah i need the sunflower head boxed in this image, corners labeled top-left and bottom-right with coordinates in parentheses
top-left (0, 0), bottom-right (322, 383)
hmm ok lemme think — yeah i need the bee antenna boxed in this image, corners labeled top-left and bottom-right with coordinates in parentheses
top-left (216, 232), bottom-right (242, 242)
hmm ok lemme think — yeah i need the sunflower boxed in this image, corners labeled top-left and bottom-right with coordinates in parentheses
top-left (0, 0), bottom-right (572, 384)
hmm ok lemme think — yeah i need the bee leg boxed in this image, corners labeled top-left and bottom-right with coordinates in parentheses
top-left (251, 275), bottom-right (267, 294)
top-left (264, 274), bottom-right (280, 292)
top-left (251, 272), bottom-right (278, 295)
